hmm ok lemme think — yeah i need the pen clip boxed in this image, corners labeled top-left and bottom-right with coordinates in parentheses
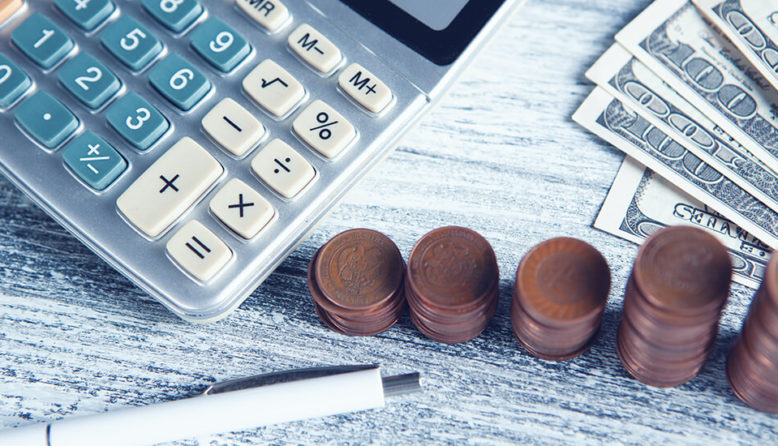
top-left (203, 364), bottom-right (379, 396)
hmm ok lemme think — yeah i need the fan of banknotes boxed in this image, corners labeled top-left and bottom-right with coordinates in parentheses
top-left (574, 0), bottom-right (778, 289)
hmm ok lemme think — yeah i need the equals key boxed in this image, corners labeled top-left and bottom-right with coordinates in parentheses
top-left (202, 98), bottom-right (265, 157)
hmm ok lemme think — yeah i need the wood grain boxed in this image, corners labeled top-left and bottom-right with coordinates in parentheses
top-left (1, 0), bottom-right (775, 444)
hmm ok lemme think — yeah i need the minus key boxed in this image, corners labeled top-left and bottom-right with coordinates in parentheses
top-left (202, 98), bottom-right (265, 157)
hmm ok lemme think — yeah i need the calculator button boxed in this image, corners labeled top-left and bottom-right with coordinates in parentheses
top-left (167, 220), bottom-right (231, 282)
top-left (106, 92), bottom-right (169, 150)
top-left (202, 98), bottom-right (264, 157)
top-left (338, 63), bottom-right (393, 114)
top-left (288, 24), bottom-right (342, 74)
top-left (55, 0), bottom-right (115, 31)
top-left (11, 13), bottom-right (74, 69)
top-left (0, 0), bottom-right (22, 25)
top-left (101, 15), bottom-right (162, 71)
top-left (14, 91), bottom-right (78, 149)
top-left (251, 139), bottom-right (314, 199)
top-left (242, 59), bottom-right (304, 118)
top-left (58, 52), bottom-right (121, 109)
top-left (0, 54), bottom-right (31, 108)
top-left (62, 131), bottom-right (126, 190)
top-left (209, 178), bottom-right (274, 239)
top-left (149, 54), bottom-right (211, 111)
top-left (190, 17), bottom-right (250, 73)
top-left (235, 0), bottom-right (289, 33)
top-left (293, 100), bottom-right (355, 158)
top-left (117, 137), bottom-right (223, 238)
top-left (142, 0), bottom-right (203, 33)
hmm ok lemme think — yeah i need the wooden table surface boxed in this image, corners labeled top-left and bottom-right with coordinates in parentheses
top-left (2, 0), bottom-right (776, 444)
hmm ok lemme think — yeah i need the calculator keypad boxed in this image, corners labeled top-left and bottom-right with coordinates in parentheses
top-left (142, 0), bottom-right (203, 33)
top-left (101, 15), bottom-right (162, 71)
top-left (12, 13), bottom-right (74, 69)
top-left (210, 178), bottom-right (274, 240)
top-left (55, 0), bottom-right (115, 31)
top-left (15, 91), bottom-right (79, 149)
top-left (189, 17), bottom-right (250, 73)
top-left (242, 59), bottom-right (304, 118)
top-left (235, 0), bottom-right (290, 33)
top-left (293, 100), bottom-right (355, 158)
top-left (288, 24), bottom-right (342, 74)
top-left (62, 131), bottom-right (126, 190)
top-left (166, 220), bottom-right (231, 282)
top-left (58, 52), bottom-right (121, 109)
top-left (117, 137), bottom-right (222, 238)
top-left (0, 54), bottom-right (31, 108)
top-left (202, 98), bottom-right (265, 157)
top-left (251, 138), bottom-right (315, 199)
top-left (106, 92), bottom-right (168, 150)
top-left (149, 54), bottom-right (211, 111)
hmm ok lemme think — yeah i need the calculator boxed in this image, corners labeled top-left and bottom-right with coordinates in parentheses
top-left (0, 0), bottom-right (524, 322)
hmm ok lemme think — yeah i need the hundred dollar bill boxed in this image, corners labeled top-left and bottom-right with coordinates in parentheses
top-left (616, 0), bottom-right (778, 173)
top-left (586, 43), bottom-right (778, 213)
top-left (693, 0), bottom-right (778, 92)
top-left (572, 87), bottom-right (778, 249)
top-left (595, 156), bottom-right (768, 288)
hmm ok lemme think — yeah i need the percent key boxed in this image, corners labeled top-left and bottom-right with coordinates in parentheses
top-left (293, 100), bottom-right (356, 158)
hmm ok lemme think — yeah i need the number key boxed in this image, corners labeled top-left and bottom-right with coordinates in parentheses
top-left (106, 92), bottom-right (169, 150)
top-left (149, 54), bottom-right (211, 111)
top-left (101, 15), bottom-right (162, 70)
top-left (190, 17), bottom-right (250, 73)
top-left (12, 13), bottom-right (74, 69)
top-left (0, 54), bottom-right (31, 108)
top-left (58, 52), bottom-right (121, 108)
top-left (55, 0), bottom-right (116, 31)
top-left (142, 0), bottom-right (203, 33)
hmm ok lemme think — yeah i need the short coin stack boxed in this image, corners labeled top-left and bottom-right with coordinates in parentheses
top-left (511, 238), bottom-right (610, 361)
top-left (727, 253), bottom-right (778, 414)
top-left (618, 226), bottom-right (732, 387)
top-left (308, 229), bottom-right (405, 336)
top-left (406, 226), bottom-right (499, 344)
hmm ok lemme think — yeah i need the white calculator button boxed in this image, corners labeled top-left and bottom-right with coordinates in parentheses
top-left (243, 59), bottom-right (305, 118)
top-left (117, 137), bottom-right (223, 238)
top-left (235, 0), bottom-right (290, 33)
top-left (251, 139), bottom-right (315, 198)
top-left (288, 24), bottom-right (342, 74)
top-left (209, 178), bottom-right (274, 239)
top-left (202, 98), bottom-right (265, 157)
top-left (338, 63), bottom-right (393, 114)
top-left (293, 100), bottom-right (355, 158)
top-left (167, 220), bottom-right (232, 282)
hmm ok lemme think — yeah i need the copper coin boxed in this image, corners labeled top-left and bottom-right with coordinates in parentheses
top-left (515, 237), bottom-right (610, 328)
top-left (410, 309), bottom-right (491, 344)
top-left (511, 297), bottom-right (599, 352)
top-left (405, 275), bottom-right (499, 324)
top-left (407, 226), bottom-right (498, 310)
top-left (730, 336), bottom-right (778, 395)
top-left (624, 276), bottom-right (724, 329)
top-left (619, 317), bottom-right (716, 363)
top-left (632, 226), bottom-right (731, 315)
top-left (315, 228), bottom-right (404, 311)
top-left (617, 330), bottom-right (705, 387)
top-left (727, 340), bottom-right (778, 413)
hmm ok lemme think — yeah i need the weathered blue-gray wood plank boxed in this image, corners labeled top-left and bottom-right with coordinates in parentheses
top-left (1, 0), bottom-right (775, 444)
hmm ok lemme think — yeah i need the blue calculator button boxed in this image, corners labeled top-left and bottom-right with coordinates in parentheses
top-left (142, 0), bottom-right (203, 33)
top-left (55, 0), bottom-right (115, 31)
top-left (101, 15), bottom-right (162, 71)
top-left (106, 92), bottom-right (168, 150)
top-left (149, 54), bottom-right (211, 110)
top-left (0, 54), bottom-right (31, 108)
top-left (11, 13), bottom-right (74, 69)
top-left (63, 131), bottom-right (126, 190)
top-left (58, 52), bottom-right (121, 109)
top-left (190, 17), bottom-right (250, 73)
top-left (15, 91), bottom-right (79, 149)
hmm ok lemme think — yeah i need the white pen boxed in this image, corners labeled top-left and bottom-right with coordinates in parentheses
top-left (0, 365), bottom-right (421, 446)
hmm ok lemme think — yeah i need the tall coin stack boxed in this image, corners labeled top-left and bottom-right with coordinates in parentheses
top-left (618, 226), bottom-right (732, 387)
top-left (511, 238), bottom-right (610, 361)
top-left (308, 229), bottom-right (406, 336)
top-left (406, 226), bottom-right (499, 344)
top-left (727, 253), bottom-right (778, 414)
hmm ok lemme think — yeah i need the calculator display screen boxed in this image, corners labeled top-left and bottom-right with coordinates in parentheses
top-left (339, 0), bottom-right (505, 66)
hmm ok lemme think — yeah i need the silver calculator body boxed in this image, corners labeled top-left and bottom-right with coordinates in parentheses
top-left (0, 0), bottom-right (524, 322)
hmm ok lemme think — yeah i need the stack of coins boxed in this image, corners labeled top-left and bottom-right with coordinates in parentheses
top-left (727, 253), bottom-right (778, 413)
top-left (405, 226), bottom-right (499, 344)
top-left (511, 237), bottom-right (610, 361)
top-left (308, 229), bottom-right (405, 336)
top-left (617, 226), bottom-right (731, 387)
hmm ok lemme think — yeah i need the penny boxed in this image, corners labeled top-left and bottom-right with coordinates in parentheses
top-left (632, 226), bottom-right (731, 315)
